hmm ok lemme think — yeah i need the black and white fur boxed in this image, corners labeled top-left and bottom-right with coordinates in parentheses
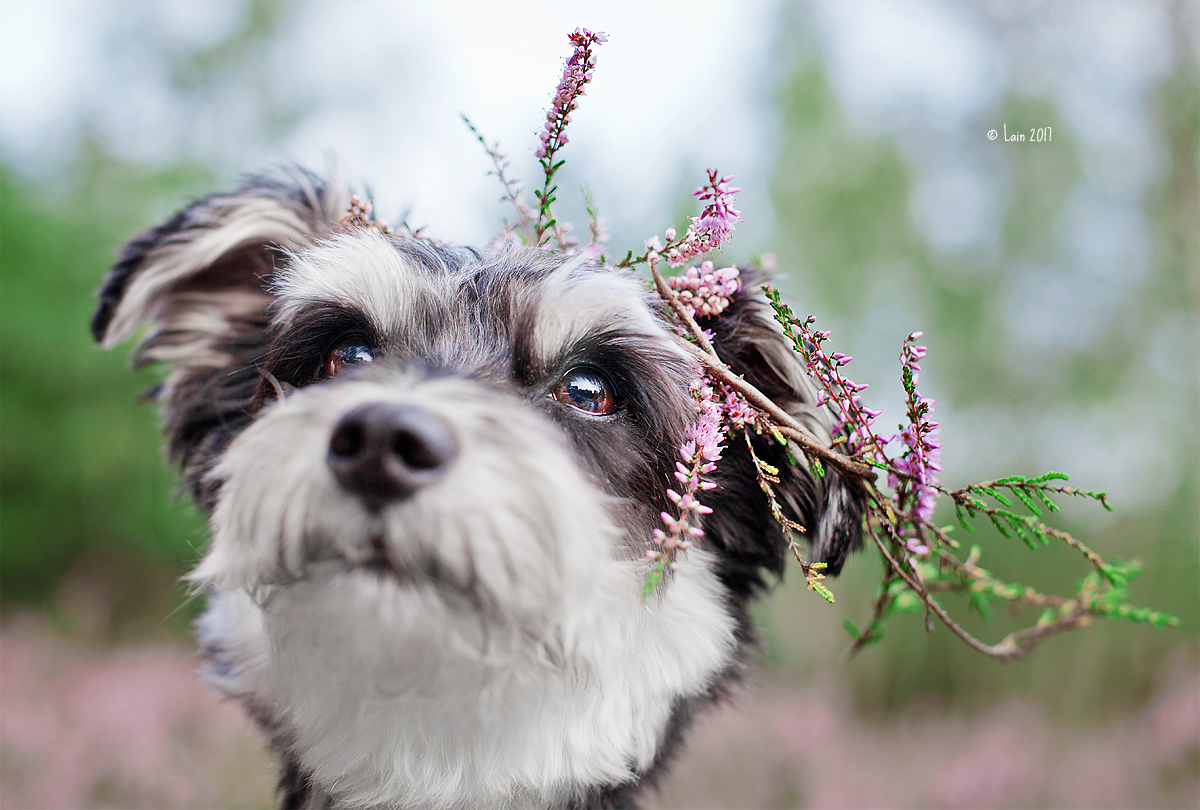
top-left (93, 166), bottom-right (862, 809)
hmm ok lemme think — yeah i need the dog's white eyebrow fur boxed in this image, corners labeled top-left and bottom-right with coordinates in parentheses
top-left (272, 232), bottom-right (437, 336)
top-left (273, 236), bottom-right (687, 375)
top-left (529, 259), bottom-right (683, 365)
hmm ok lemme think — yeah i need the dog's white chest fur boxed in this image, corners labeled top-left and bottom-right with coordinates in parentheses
top-left (203, 550), bottom-right (735, 809)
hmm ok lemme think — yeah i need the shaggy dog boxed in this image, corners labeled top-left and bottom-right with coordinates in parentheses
top-left (93, 166), bottom-right (862, 809)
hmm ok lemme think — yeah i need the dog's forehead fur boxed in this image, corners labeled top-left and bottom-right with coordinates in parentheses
top-left (274, 233), bottom-right (673, 376)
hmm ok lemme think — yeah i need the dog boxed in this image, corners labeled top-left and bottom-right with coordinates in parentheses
top-left (92, 165), bottom-right (862, 809)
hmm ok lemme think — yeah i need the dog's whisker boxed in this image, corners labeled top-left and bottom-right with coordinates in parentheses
top-left (262, 371), bottom-right (291, 402)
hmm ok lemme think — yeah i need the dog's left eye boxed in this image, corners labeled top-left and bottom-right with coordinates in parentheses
top-left (325, 340), bottom-right (375, 378)
top-left (553, 368), bottom-right (616, 416)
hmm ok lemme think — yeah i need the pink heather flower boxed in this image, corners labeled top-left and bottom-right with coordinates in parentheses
top-left (720, 384), bottom-right (758, 428)
top-left (667, 170), bottom-right (741, 266)
top-left (891, 333), bottom-right (942, 522)
top-left (647, 367), bottom-right (762, 585)
top-left (667, 261), bottom-right (741, 319)
top-left (486, 228), bottom-right (524, 254)
top-left (790, 316), bottom-right (882, 456)
top-left (645, 368), bottom-right (764, 592)
top-left (536, 28), bottom-right (607, 161)
top-left (589, 216), bottom-right (610, 247)
top-left (649, 369), bottom-right (728, 572)
top-left (905, 538), bottom-right (930, 557)
top-left (341, 194), bottom-right (395, 236)
top-left (551, 220), bottom-right (579, 251)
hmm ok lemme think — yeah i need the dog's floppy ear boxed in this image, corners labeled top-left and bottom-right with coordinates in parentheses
top-left (93, 166), bottom-right (346, 355)
top-left (701, 268), bottom-right (864, 584)
top-left (92, 166), bottom-right (349, 496)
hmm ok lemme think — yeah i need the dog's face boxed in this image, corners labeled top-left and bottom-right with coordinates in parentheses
top-left (94, 168), bottom-right (861, 809)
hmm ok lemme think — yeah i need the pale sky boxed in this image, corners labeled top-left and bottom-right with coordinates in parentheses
top-left (0, 0), bottom-right (1189, 508)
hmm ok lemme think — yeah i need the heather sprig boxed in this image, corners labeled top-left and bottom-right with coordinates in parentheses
top-left (891, 332), bottom-right (941, 524)
top-left (764, 295), bottom-right (885, 459)
top-left (644, 370), bottom-right (724, 597)
top-left (741, 428), bottom-right (834, 602)
top-left (582, 185), bottom-right (609, 260)
top-left (462, 115), bottom-right (536, 245)
top-left (533, 27), bottom-right (607, 247)
top-left (340, 194), bottom-right (392, 234)
top-left (762, 298), bottom-right (1178, 659)
top-left (340, 193), bottom-right (428, 240)
top-left (463, 25), bottom-right (1177, 658)
top-left (665, 170), bottom-right (742, 267)
top-left (615, 171), bottom-right (742, 272)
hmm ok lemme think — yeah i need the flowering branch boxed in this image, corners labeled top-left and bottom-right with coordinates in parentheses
top-left (614, 170), bottom-right (743, 271)
top-left (759, 297), bottom-right (1179, 658)
top-left (743, 429), bottom-right (834, 601)
top-left (647, 259), bottom-right (877, 484)
top-left (341, 193), bottom-right (427, 241)
top-left (644, 376), bottom-right (723, 596)
top-left (459, 25), bottom-right (1178, 659)
top-left (533, 28), bottom-right (606, 247)
top-left (582, 185), bottom-right (609, 259)
top-left (862, 519), bottom-right (1094, 663)
top-left (462, 115), bottom-right (536, 245)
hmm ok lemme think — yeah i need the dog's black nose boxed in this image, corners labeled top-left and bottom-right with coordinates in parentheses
top-left (327, 403), bottom-right (457, 507)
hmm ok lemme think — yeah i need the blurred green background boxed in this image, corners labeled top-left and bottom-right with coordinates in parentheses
top-left (0, 1), bottom-right (1196, 804)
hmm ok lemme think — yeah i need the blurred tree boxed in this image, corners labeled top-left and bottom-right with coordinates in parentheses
top-left (0, 153), bottom-right (215, 617)
top-left (0, 0), bottom-right (296, 633)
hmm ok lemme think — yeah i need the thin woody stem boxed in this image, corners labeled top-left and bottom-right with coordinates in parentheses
top-left (649, 258), bottom-right (716, 355)
top-left (461, 115), bottom-right (535, 244)
top-left (918, 520), bottom-right (1076, 608)
top-left (646, 268), bottom-right (878, 485)
top-left (921, 579), bottom-right (1073, 608)
top-left (865, 518), bottom-right (1092, 662)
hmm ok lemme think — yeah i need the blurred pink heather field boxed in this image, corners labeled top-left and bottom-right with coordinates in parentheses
top-left (0, 616), bottom-right (272, 809)
top-left (2, 615), bottom-right (1196, 810)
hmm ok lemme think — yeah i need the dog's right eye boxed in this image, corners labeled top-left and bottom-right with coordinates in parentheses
top-left (325, 340), bottom-right (375, 378)
top-left (553, 367), bottom-right (617, 416)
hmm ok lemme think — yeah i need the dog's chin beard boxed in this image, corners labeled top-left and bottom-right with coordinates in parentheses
top-left (362, 528), bottom-right (412, 582)
top-left (357, 527), bottom-right (495, 615)
top-left (244, 524), bottom-right (504, 629)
